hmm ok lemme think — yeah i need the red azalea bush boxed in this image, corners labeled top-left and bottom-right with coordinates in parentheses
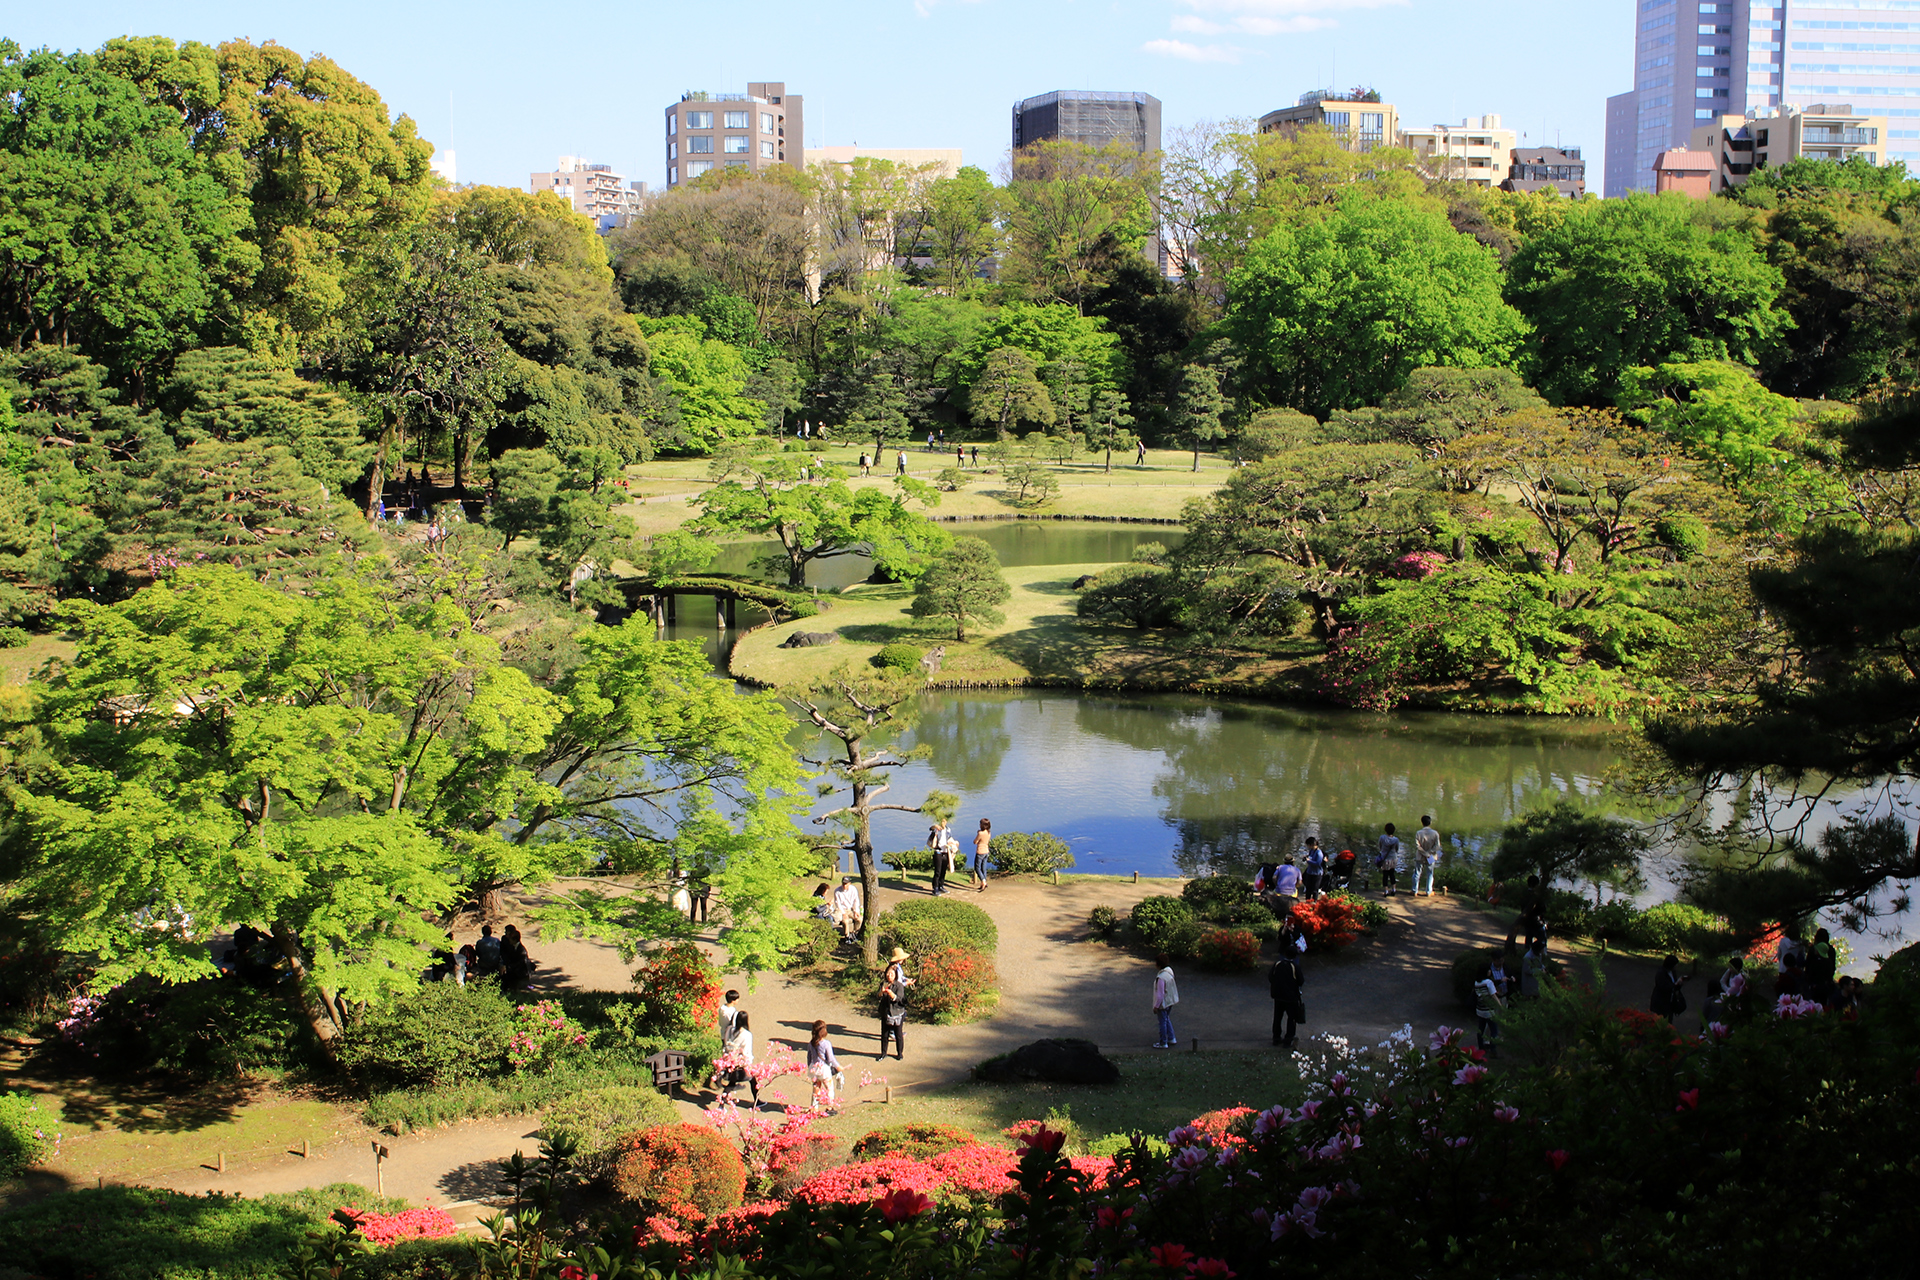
top-left (1194, 928), bottom-right (1262, 972)
top-left (631, 943), bottom-right (722, 1035)
top-left (911, 946), bottom-right (998, 1022)
top-left (792, 1153), bottom-right (945, 1206)
top-left (1290, 895), bottom-right (1365, 950)
top-left (1187, 1106), bottom-right (1256, 1148)
top-left (611, 1122), bottom-right (746, 1220)
top-left (333, 1203), bottom-right (458, 1247)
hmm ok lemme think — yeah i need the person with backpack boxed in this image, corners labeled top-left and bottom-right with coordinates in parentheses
top-left (1376, 824), bottom-right (1403, 895)
top-left (878, 947), bottom-right (912, 1060)
top-left (1269, 949), bottom-right (1304, 1048)
top-left (1412, 816), bottom-right (1441, 896)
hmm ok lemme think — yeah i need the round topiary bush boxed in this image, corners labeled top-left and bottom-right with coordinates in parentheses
top-left (987, 831), bottom-right (1075, 876)
top-left (912, 946), bottom-right (998, 1022)
top-left (876, 898), bottom-right (999, 958)
top-left (872, 643), bottom-right (925, 673)
top-left (1088, 904), bottom-right (1119, 941)
top-left (1181, 876), bottom-right (1254, 920)
top-left (1195, 927), bottom-right (1262, 971)
top-left (611, 1122), bottom-right (747, 1220)
top-left (851, 1122), bottom-right (976, 1161)
top-left (539, 1086), bottom-right (680, 1176)
top-left (1128, 896), bottom-right (1195, 952)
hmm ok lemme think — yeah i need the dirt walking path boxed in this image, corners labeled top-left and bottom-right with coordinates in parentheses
top-left (87, 876), bottom-right (1663, 1212)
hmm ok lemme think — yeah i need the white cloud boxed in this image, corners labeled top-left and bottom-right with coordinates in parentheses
top-left (1166, 0), bottom-right (1407, 37)
top-left (1142, 38), bottom-right (1247, 63)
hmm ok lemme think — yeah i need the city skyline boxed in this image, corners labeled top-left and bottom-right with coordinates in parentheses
top-left (14, 0), bottom-right (1622, 193)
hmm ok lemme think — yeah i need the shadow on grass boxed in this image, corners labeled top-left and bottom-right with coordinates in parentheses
top-left (0, 1056), bottom-right (261, 1135)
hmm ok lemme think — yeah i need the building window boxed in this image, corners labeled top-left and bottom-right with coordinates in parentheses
top-left (669, 165), bottom-right (678, 184)
top-left (688, 161), bottom-right (713, 177)
top-left (1324, 110), bottom-right (1351, 129)
top-left (726, 160), bottom-right (746, 168)
top-left (724, 111), bottom-right (749, 129)
top-left (762, 112), bottom-right (775, 133)
top-left (1360, 113), bottom-right (1384, 133)
top-left (724, 135), bottom-right (749, 153)
top-left (687, 111), bottom-right (713, 129)
top-left (687, 136), bottom-right (713, 153)
top-left (760, 140), bottom-right (775, 157)
top-left (668, 142), bottom-right (677, 160)
top-left (668, 116), bottom-right (676, 136)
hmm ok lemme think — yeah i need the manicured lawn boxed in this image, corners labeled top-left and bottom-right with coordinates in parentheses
top-left (0, 633), bottom-right (76, 685)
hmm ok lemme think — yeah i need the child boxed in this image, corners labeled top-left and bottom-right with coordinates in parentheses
top-left (807, 1019), bottom-right (845, 1106)
top-left (1474, 964), bottom-right (1504, 1057)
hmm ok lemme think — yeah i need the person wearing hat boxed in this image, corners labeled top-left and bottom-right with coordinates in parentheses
top-left (878, 947), bottom-right (912, 1060)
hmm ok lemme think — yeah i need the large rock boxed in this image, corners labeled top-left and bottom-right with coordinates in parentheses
top-left (1072, 574), bottom-right (1097, 589)
top-left (973, 1038), bottom-right (1120, 1086)
top-left (780, 631), bottom-right (840, 649)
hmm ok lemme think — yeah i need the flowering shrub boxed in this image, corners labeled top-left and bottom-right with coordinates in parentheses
top-left (0, 1091), bottom-right (57, 1177)
top-left (333, 1203), bottom-right (458, 1247)
top-left (1389, 550), bottom-right (1448, 579)
top-left (792, 1153), bottom-right (945, 1206)
top-left (1194, 928), bottom-right (1261, 972)
top-left (852, 1122), bottom-right (977, 1161)
top-left (507, 999), bottom-right (588, 1073)
top-left (703, 1099), bottom-right (844, 1197)
top-left (1187, 1107), bottom-right (1255, 1148)
top-left (1290, 895), bottom-right (1365, 950)
top-left (611, 1122), bottom-right (747, 1220)
top-left (631, 942), bottom-right (721, 1036)
top-left (911, 946), bottom-right (998, 1023)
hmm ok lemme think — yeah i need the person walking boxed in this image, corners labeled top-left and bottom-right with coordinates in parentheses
top-left (971, 818), bottom-right (992, 892)
top-left (956, 444), bottom-right (965, 468)
top-left (1474, 964), bottom-right (1504, 1057)
top-left (1135, 440), bottom-right (1147, 466)
top-left (723, 1011), bottom-right (760, 1106)
top-left (1412, 816), bottom-right (1441, 896)
top-left (806, 1020), bottom-right (845, 1106)
top-left (970, 445), bottom-right (979, 467)
top-left (1152, 954), bottom-right (1180, 1049)
top-left (1520, 937), bottom-right (1549, 1001)
top-left (896, 451), bottom-right (907, 476)
top-left (1376, 824), bottom-right (1403, 895)
top-left (1301, 838), bottom-right (1326, 900)
top-left (878, 948), bottom-right (912, 1060)
top-left (1268, 949), bottom-right (1304, 1048)
top-left (1650, 954), bottom-right (1690, 1022)
top-left (859, 452), bottom-right (871, 477)
top-left (720, 989), bottom-right (742, 1044)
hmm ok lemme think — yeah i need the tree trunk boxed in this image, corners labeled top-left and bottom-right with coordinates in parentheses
top-left (270, 922), bottom-right (341, 1056)
top-left (851, 778), bottom-right (881, 966)
top-left (1192, 446), bottom-right (1201, 473)
top-left (366, 428), bottom-right (391, 520)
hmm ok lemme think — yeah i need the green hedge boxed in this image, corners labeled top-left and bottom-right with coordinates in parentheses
top-left (337, 979), bottom-right (516, 1089)
top-left (852, 1122), bottom-right (977, 1161)
top-left (872, 643), bottom-right (924, 672)
top-left (1129, 896), bottom-right (1195, 953)
top-left (539, 1085), bottom-right (681, 1176)
top-left (1181, 877), bottom-right (1254, 920)
top-left (988, 831), bottom-right (1075, 876)
top-left (876, 898), bottom-right (999, 958)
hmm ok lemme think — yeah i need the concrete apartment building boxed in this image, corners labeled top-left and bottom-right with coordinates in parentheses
top-left (1260, 90), bottom-right (1399, 152)
top-left (1011, 90), bottom-right (1163, 154)
top-left (1690, 103), bottom-right (1887, 189)
top-left (1400, 115), bottom-right (1519, 184)
top-left (528, 157), bottom-right (646, 230)
top-left (664, 82), bottom-right (803, 189)
top-left (1605, 1), bottom-right (1920, 197)
top-left (1503, 146), bottom-right (1588, 197)
top-left (803, 147), bottom-right (964, 179)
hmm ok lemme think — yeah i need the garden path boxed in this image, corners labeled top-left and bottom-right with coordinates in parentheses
top-left (123, 878), bottom-right (1663, 1217)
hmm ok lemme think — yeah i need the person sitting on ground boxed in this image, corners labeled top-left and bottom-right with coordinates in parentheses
top-left (724, 1012), bottom-right (759, 1106)
top-left (1301, 839), bottom-right (1327, 900)
top-left (1273, 855), bottom-right (1301, 908)
top-left (832, 877), bottom-right (863, 940)
top-left (456, 941), bottom-right (477, 987)
top-left (475, 924), bottom-right (502, 977)
top-left (811, 882), bottom-right (835, 922)
top-left (500, 924), bottom-right (532, 991)
top-left (806, 1019), bottom-right (845, 1105)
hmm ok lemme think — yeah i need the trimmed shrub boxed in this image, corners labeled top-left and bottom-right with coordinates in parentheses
top-left (872, 643), bottom-right (924, 673)
top-left (877, 898), bottom-right (999, 958)
top-left (1625, 903), bottom-right (1732, 956)
top-left (988, 831), bottom-right (1075, 876)
top-left (781, 917), bottom-right (839, 971)
top-left (337, 979), bottom-right (515, 1089)
top-left (1129, 896), bottom-right (1195, 951)
top-left (1086, 1132), bottom-right (1171, 1159)
top-left (912, 946), bottom-right (998, 1023)
top-left (539, 1085), bottom-right (680, 1175)
top-left (1436, 860), bottom-right (1492, 899)
top-left (852, 1122), bottom-right (976, 1161)
top-left (1195, 928), bottom-right (1262, 972)
top-left (0, 627), bottom-right (27, 649)
top-left (1088, 905), bottom-right (1120, 941)
top-left (612, 1123), bottom-right (747, 1220)
top-left (506, 999), bottom-right (588, 1073)
top-left (0, 1091), bottom-right (55, 1177)
top-left (1182, 877), bottom-right (1255, 920)
top-left (883, 848), bottom-right (934, 872)
top-left (632, 942), bottom-right (722, 1035)
top-left (1162, 918), bottom-right (1207, 963)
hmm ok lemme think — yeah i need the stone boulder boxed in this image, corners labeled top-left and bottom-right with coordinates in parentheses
top-left (972, 1038), bottom-right (1120, 1086)
top-left (780, 631), bottom-right (840, 649)
top-left (1072, 574), bottom-right (1097, 589)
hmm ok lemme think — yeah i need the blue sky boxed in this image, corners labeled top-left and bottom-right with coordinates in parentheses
top-left (17, 0), bottom-right (1631, 192)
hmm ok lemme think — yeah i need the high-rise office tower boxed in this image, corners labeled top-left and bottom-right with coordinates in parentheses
top-left (1607, 1), bottom-right (1920, 195)
top-left (1011, 91), bottom-right (1163, 154)
top-left (664, 82), bottom-right (803, 189)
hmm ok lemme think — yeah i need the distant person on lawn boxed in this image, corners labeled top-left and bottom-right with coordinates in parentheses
top-left (1152, 954), bottom-right (1180, 1049)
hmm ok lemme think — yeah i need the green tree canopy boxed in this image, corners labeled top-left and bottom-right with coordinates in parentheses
top-left (1221, 194), bottom-right (1528, 419)
top-left (967, 348), bottom-right (1056, 439)
top-left (693, 455), bottom-right (948, 587)
top-left (1505, 193), bottom-right (1790, 407)
top-left (910, 535), bottom-right (1011, 641)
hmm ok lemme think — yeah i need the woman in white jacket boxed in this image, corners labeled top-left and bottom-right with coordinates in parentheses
top-left (1153, 954), bottom-right (1180, 1049)
top-left (724, 1011), bottom-right (759, 1106)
